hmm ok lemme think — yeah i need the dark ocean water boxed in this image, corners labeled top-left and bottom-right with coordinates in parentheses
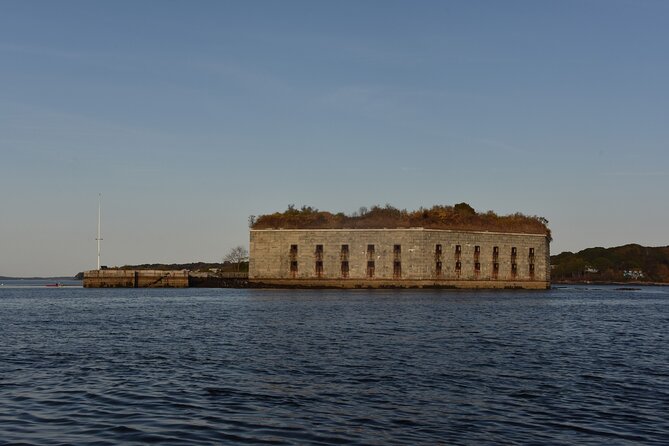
top-left (0, 284), bottom-right (668, 445)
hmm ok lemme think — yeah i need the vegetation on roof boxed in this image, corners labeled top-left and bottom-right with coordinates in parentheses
top-left (250, 203), bottom-right (551, 239)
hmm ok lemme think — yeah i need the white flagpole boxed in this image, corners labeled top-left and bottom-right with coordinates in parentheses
top-left (97, 193), bottom-right (102, 270)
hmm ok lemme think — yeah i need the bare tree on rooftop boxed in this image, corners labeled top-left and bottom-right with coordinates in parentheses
top-left (224, 246), bottom-right (248, 272)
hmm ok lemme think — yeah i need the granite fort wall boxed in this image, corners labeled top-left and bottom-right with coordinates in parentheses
top-left (249, 228), bottom-right (550, 289)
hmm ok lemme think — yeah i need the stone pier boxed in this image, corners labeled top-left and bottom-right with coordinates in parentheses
top-left (83, 270), bottom-right (189, 288)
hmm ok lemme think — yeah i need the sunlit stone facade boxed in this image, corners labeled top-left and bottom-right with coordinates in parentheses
top-left (249, 228), bottom-right (550, 289)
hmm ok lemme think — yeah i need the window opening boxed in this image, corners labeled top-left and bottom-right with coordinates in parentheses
top-left (367, 260), bottom-right (375, 278)
top-left (341, 244), bottom-right (349, 261)
top-left (393, 261), bottom-right (402, 279)
top-left (341, 261), bottom-right (349, 278)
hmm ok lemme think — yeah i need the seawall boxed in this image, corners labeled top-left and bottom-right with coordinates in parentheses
top-left (83, 270), bottom-right (189, 288)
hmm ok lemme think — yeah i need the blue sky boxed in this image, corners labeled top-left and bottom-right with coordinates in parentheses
top-left (1, 1), bottom-right (668, 276)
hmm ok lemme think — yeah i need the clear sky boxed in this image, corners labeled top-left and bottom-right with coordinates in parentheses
top-left (1, 1), bottom-right (668, 277)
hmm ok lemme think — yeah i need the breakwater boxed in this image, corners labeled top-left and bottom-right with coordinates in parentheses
top-left (83, 270), bottom-right (249, 288)
top-left (188, 272), bottom-right (250, 288)
top-left (83, 270), bottom-right (189, 288)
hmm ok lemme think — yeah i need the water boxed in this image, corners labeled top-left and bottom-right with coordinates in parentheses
top-left (1, 285), bottom-right (668, 445)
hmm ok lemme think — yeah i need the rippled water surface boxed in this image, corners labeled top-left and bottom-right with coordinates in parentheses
top-left (1, 285), bottom-right (668, 445)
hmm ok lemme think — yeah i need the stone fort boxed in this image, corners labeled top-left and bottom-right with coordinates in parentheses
top-left (249, 228), bottom-right (550, 289)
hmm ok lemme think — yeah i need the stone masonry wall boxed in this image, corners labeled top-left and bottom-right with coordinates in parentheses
top-left (249, 228), bottom-right (549, 289)
top-left (83, 270), bottom-right (189, 288)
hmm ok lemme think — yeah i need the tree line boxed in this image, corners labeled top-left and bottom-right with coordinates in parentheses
top-left (551, 244), bottom-right (669, 282)
top-left (75, 246), bottom-right (250, 277)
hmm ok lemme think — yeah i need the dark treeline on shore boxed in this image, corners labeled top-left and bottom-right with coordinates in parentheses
top-left (551, 244), bottom-right (669, 283)
top-left (73, 262), bottom-right (249, 280)
top-left (116, 262), bottom-right (248, 272)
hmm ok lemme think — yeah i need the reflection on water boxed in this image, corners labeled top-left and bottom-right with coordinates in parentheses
top-left (0, 286), bottom-right (668, 445)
